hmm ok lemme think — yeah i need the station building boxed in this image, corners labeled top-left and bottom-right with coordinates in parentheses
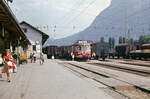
top-left (20, 21), bottom-right (49, 57)
top-left (0, 0), bottom-right (30, 55)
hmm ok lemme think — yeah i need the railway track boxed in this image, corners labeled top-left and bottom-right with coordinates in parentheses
top-left (119, 62), bottom-right (150, 67)
top-left (89, 63), bottom-right (150, 77)
top-left (108, 59), bottom-right (150, 67)
top-left (58, 61), bottom-right (150, 99)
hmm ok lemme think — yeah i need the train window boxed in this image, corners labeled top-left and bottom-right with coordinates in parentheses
top-left (78, 46), bottom-right (81, 50)
top-left (81, 46), bottom-right (90, 51)
top-left (81, 46), bottom-right (85, 51)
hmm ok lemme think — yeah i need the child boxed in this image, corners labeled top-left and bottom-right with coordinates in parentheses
top-left (0, 53), bottom-right (3, 78)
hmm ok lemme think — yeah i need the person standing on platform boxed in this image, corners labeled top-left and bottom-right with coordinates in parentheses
top-left (40, 52), bottom-right (44, 65)
top-left (33, 53), bottom-right (36, 63)
top-left (30, 53), bottom-right (33, 63)
top-left (71, 52), bottom-right (74, 61)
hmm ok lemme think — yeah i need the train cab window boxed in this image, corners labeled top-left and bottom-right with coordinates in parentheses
top-left (78, 46), bottom-right (81, 50)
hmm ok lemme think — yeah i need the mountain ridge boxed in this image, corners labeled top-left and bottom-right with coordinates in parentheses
top-left (44, 0), bottom-right (150, 47)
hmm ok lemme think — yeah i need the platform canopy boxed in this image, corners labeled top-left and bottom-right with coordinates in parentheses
top-left (0, 0), bottom-right (30, 47)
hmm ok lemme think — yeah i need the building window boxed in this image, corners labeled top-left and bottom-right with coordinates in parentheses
top-left (33, 45), bottom-right (36, 51)
top-left (23, 28), bottom-right (27, 33)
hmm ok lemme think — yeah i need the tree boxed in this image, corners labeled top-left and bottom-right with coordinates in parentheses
top-left (108, 37), bottom-right (115, 49)
top-left (122, 37), bottom-right (126, 43)
top-left (100, 37), bottom-right (104, 43)
top-left (139, 35), bottom-right (145, 44)
top-left (109, 37), bottom-right (112, 49)
top-left (139, 35), bottom-right (150, 44)
top-left (119, 36), bottom-right (123, 44)
top-left (133, 40), bottom-right (139, 45)
top-left (127, 38), bottom-right (134, 44)
top-left (112, 37), bottom-right (115, 49)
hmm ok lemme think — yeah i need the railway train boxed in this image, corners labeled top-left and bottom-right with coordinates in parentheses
top-left (57, 45), bottom-right (72, 59)
top-left (130, 43), bottom-right (150, 59)
top-left (43, 40), bottom-right (92, 60)
top-left (115, 43), bottom-right (136, 58)
top-left (43, 46), bottom-right (58, 59)
top-left (113, 43), bottom-right (150, 60)
top-left (91, 42), bottom-right (109, 60)
top-left (72, 40), bottom-right (92, 60)
top-left (43, 40), bottom-right (150, 60)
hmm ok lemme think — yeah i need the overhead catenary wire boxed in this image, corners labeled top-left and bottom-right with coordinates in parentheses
top-left (63, 0), bottom-right (98, 27)
top-left (55, 0), bottom-right (86, 26)
top-left (39, 0), bottom-right (150, 39)
top-left (37, 0), bottom-right (98, 31)
top-left (38, 0), bottom-right (122, 31)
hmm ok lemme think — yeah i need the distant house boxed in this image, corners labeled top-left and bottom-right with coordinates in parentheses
top-left (20, 21), bottom-right (49, 55)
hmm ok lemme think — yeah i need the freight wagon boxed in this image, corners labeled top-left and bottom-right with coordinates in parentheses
top-left (115, 43), bottom-right (135, 59)
top-left (58, 45), bottom-right (72, 60)
top-left (43, 46), bottom-right (58, 59)
top-left (91, 42), bottom-right (109, 60)
top-left (130, 43), bottom-right (150, 59)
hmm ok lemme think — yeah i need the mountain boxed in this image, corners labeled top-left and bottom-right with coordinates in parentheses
top-left (44, 0), bottom-right (150, 47)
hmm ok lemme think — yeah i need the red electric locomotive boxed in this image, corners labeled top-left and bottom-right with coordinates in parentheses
top-left (72, 40), bottom-right (92, 60)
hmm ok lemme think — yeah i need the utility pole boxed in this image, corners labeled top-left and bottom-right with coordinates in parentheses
top-left (128, 29), bottom-right (130, 41)
top-left (124, 1), bottom-right (128, 43)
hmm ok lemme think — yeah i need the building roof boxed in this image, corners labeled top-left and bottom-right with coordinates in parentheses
top-left (20, 21), bottom-right (49, 45)
top-left (0, 0), bottom-right (30, 45)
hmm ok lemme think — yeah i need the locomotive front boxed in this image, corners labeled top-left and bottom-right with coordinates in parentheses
top-left (73, 40), bottom-right (91, 60)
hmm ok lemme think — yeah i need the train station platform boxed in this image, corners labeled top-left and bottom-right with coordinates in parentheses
top-left (0, 60), bottom-right (114, 99)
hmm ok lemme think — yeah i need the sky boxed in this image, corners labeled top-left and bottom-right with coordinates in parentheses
top-left (10, 0), bottom-right (111, 39)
